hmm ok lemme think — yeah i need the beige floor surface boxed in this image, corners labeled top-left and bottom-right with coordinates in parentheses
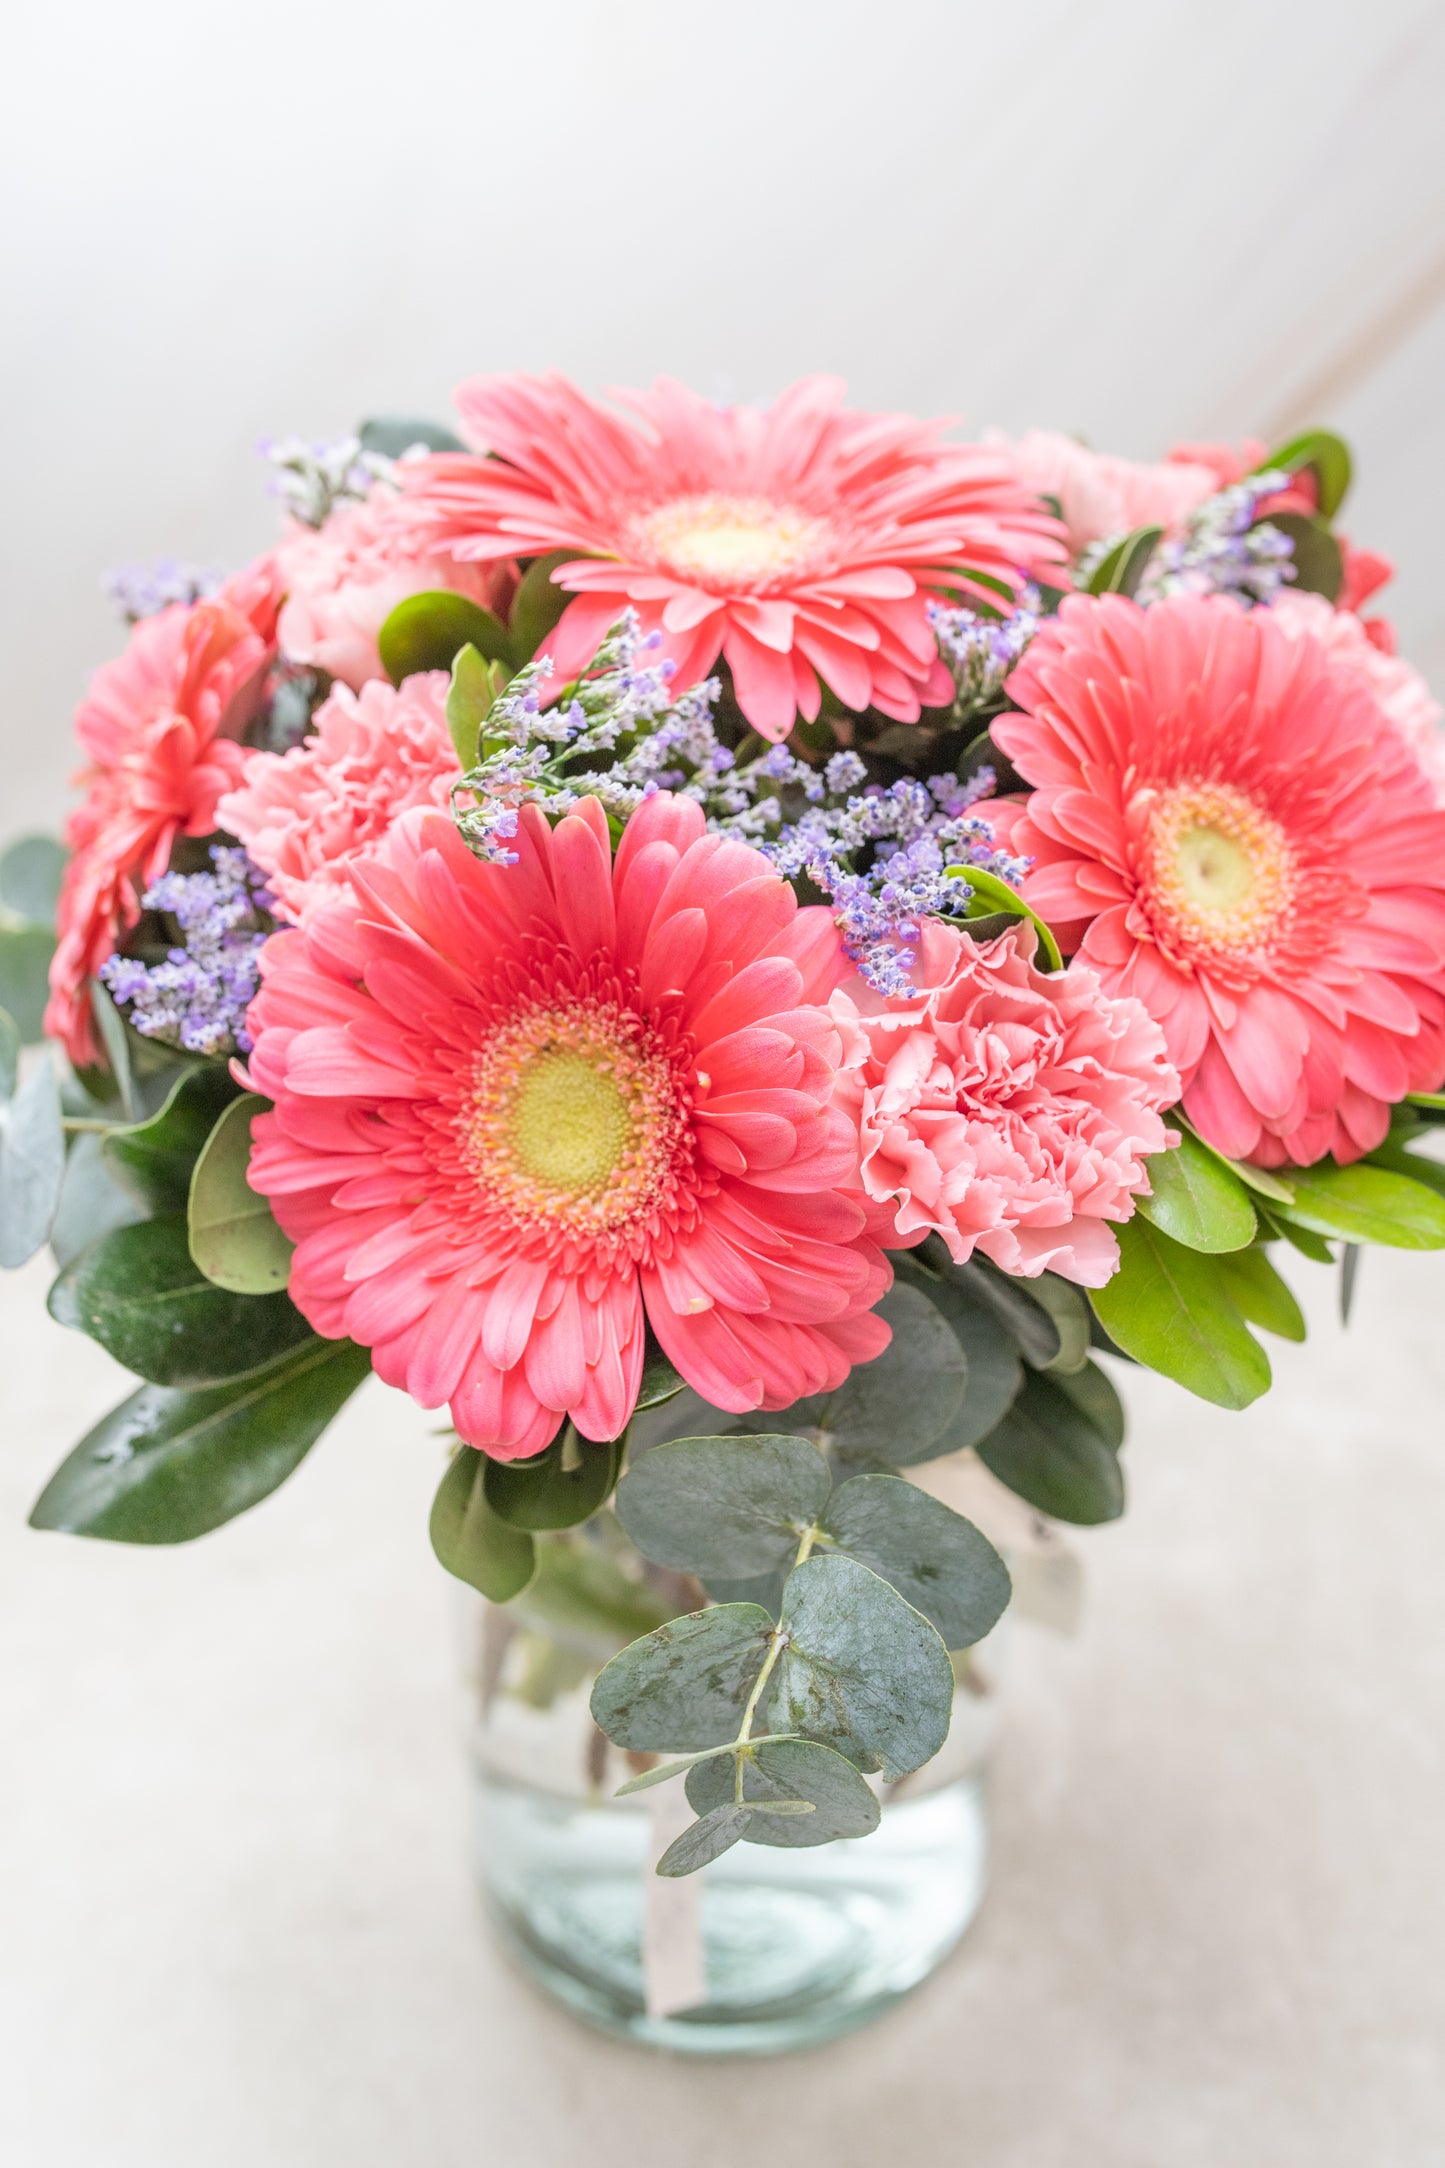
top-left (2, 1241), bottom-right (1443, 2167)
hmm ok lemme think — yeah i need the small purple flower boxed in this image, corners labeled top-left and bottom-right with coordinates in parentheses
top-left (100, 848), bottom-right (277, 1057)
top-left (104, 559), bottom-right (220, 624)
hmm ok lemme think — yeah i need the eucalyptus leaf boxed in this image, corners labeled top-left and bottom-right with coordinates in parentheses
top-left (614, 1734), bottom-right (801, 1796)
top-left (821, 1475), bottom-right (1011, 1649)
top-left (0, 925), bottom-right (56, 1042)
top-left (615, 1431), bottom-right (828, 1578)
top-left (378, 591), bottom-right (514, 685)
top-left (685, 1736), bottom-right (881, 1848)
top-left (188, 1094), bottom-right (293, 1293)
top-left (509, 550), bottom-right (575, 662)
top-left (0, 1006), bottom-right (17, 1101)
top-left (891, 1257), bottom-right (1024, 1456)
top-left (1277, 1161), bottom-right (1445, 1250)
top-left (104, 1063), bottom-right (240, 1212)
top-left (937, 1248), bottom-right (1062, 1369)
top-left (590, 1603), bottom-right (773, 1753)
top-left (776, 1553), bottom-right (954, 1780)
top-left (1090, 1217), bottom-right (1271, 1409)
top-left (430, 1446), bottom-right (536, 1600)
top-left (48, 1216), bottom-right (313, 1385)
top-left (48, 1132), bottom-right (146, 1267)
top-left (777, 1282), bottom-right (968, 1465)
top-left (483, 1428), bottom-right (621, 1531)
top-left (29, 1336), bottom-right (370, 1543)
top-left (1049, 1356), bottom-right (1125, 1449)
top-left (358, 416), bottom-right (465, 456)
top-left (0, 1050), bottom-right (65, 1268)
top-left (975, 1368), bottom-right (1125, 1524)
top-left (656, 1805), bottom-right (752, 1877)
top-left (1216, 1245), bottom-right (1306, 1342)
top-left (1137, 1129), bottom-right (1257, 1252)
top-left (0, 834), bottom-right (66, 926)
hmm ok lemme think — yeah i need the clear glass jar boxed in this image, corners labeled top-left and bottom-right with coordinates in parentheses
top-left (463, 1531), bottom-right (1005, 2055)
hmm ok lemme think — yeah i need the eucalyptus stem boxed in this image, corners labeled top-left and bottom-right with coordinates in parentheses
top-left (732, 1523), bottom-right (817, 1802)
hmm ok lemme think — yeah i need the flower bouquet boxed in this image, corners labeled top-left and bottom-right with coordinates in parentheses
top-left (8, 375), bottom-right (1445, 2049)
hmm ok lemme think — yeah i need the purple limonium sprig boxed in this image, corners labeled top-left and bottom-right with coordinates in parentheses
top-left (260, 434), bottom-right (397, 528)
top-left (103, 558), bottom-right (221, 624)
top-left (100, 848), bottom-right (278, 1057)
top-left (928, 589), bottom-right (1040, 718)
top-left (1131, 470), bottom-right (1297, 606)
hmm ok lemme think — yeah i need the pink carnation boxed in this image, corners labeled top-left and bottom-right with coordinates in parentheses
top-left (46, 581), bottom-right (273, 1066)
top-left (243, 794), bottom-right (890, 1459)
top-left (1268, 590), bottom-right (1445, 802)
top-left (993, 430), bottom-right (1224, 553)
top-left (275, 487), bottom-right (514, 689)
top-left (218, 673), bottom-right (461, 923)
top-left (831, 921), bottom-right (1178, 1287)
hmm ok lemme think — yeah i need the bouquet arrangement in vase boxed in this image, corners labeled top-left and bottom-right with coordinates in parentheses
top-left (7, 373), bottom-right (1444, 2038)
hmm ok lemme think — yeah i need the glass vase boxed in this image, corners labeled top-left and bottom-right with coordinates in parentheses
top-left (463, 1530), bottom-right (1005, 2056)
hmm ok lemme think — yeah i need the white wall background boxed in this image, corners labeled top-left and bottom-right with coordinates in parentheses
top-left (4, 0), bottom-right (1445, 839)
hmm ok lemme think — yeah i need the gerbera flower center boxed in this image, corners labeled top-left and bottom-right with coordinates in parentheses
top-left (1142, 781), bottom-right (1297, 968)
top-left (634, 493), bottom-right (829, 592)
top-left (465, 995), bottom-right (692, 1242)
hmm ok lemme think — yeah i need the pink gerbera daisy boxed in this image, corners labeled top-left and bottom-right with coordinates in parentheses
top-left (218, 671), bottom-right (461, 923)
top-left (46, 581), bottom-right (274, 1066)
top-left (831, 921), bottom-right (1179, 1285)
top-left (385, 373), bottom-right (1067, 741)
top-left (244, 794), bottom-right (891, 1459)
top-left (992, 594), bottom-right (1445, 1167)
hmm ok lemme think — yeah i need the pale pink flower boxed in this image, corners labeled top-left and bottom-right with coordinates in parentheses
top-left (994, 594), bottom-right (1445, 1167)
top-left (244, 794), bottom-right (891, 1459)
top-left (46, 580), bottom-right (274, 1066)
top-left (218, 673), bottom-right (460, 923)
top-left (830, 922), bottom-right (1178, 1286)
top-left (993, 430), bottom-right (1223, 553)
top-left (1268, 589), bottom-right (1445, 801)
top-left (275, 487), bottom-right (514, 689)
top-left (384, 373), bottom-right (1067, 741)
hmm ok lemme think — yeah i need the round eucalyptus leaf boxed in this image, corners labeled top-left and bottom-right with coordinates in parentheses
top-left (48, 1215), bottom-right (313, 1385)
top-left (614, 1432), bottom-right (828, 1578)
top-left (0, 924), bottom-right (56, 1042)
top-left (188, 1095), bottom-right (293, 1294)
top-left (974, 1369), bottom-right (1125, 1525)
top-left (1137, 1130), bottom-right (1257, 1253)
top-left (685, 1735), bottom-right (881, 1848)
top-left (776, 1553), bottom-right (954, 1781)
top-left (589, 1603), bottom-right (774, 1753)
top-left (0, 1050), bottom-right (64, 1268)
top-left (430, 1446), bottom-right (536, 1601)
top-left (0, 834), bottom-right (66, 927)
top-left (656, 1805), bottom-right (751, 1877)
top-left (47, 1131), bottom-right (146, 1269)
top-left (377, 591), bottom-right (514, 685)
top-left (484, 1429), bottom-right (621, 1531)
top-left (779, 1283), bottom-right (968, 1463)
top-left (821, 1475), bottom-right (1011, 1650)
top-left (358, 415), bottom-right (465, 457)
top-left (887, 1258), bottom-right (1024, 1460)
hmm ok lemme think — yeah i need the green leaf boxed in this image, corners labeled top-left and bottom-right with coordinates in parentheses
top-left (1406, 1091), bottom-right (1445, 1113)
top-left (104, 1063), bottom-right (239, 1212)
top-left (429, 1446), bottom-right (536, 1600)
top-left (1258, 1204), bottom-right (1334, 1263)
top-left (1258, 429), bottom-right (1352, 519)
top-left (358, 415), bottom-right (465, 457)
top-left (0, 925), bottom-right (56, 1041)
top-left (635, 1340), bottom-right (686, 1411)
top-left (1024, 1273), bottom-right (1092, 1372)
top-left (1215, 1245), bottom-right (1306, 1342)
top-left (47, 1215), bottom-right (313, 1385)
top-left (483, 1428), bottom-right (622, 1531)
top-left (1085, 523), bottom-right (1163, 598)
top-left (0, 834), bottom-right (66, 926)
top-left (821, 1475), bottom-right (1011, 1649)
top-left (685, 1735), bottom-right (880, 1848)
top-left (48, 1131), bottom-right (146, 1267)
top-left (0, 1006), bottom-right (17, 1101)
top-left (445, 642), bottom-right (507, 768)
top-left (939, 1249), bottom-right (1062, 1369)
top-left (1266, 511), bottom-right (1342, 602)
top-left (614, 1733), bottom-right (801, 1796)
top-left (589, 1603), bottom-right (773, 1753)
top-left (777, 1282), bottom-right (968, 1466)
top-left (1340, 1244), bottom-right (1360, 1325)
top-left (614, 1431), bottom-right (829, 1578)
top-left (1090, 1217), bottom-right (1271, 1409)
top-left (1277, 1161), bottom-right (1445, 1250)
top-left (974, 1368), bottom-right (1126, 1524)
top-left (1049, 1356), bottom-right (1125, 1449)
top-left (0, 1048), bottom-right (65, 1267)
top-left (29, 1337), bottom-right (370, 1543)
top-left (656, 1806), bottom-right (751, 1877)
top-left (88, 980), bottom-right (137, 1117)
top-left (509, 550), bottom-right (576, 662)
top-left (378, 591), bottom-right (514, 686)
top-left (891, 1256), bottom-right (1024, 1455)
top-left (950, 866), bottom-right (1064, 971)
top-left (1137, 1129), bottom-right (1257, 1252)
top-left (775, 1553), bottom-right (954, 1780)
top-left (187, 1094), bottom-right (293, 1293)
top-left (513, 1536), bottom-right (674, 1660)
top-left (1364, 1141), bottom-right (1445, 1200)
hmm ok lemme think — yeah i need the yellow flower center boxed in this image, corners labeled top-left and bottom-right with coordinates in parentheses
top-left (637, 493), bottom-right (827, 590)
top-left (466, 998), bottom-right (690, 1240)
top-left (1143, 782), bottom-right (1296, 967)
